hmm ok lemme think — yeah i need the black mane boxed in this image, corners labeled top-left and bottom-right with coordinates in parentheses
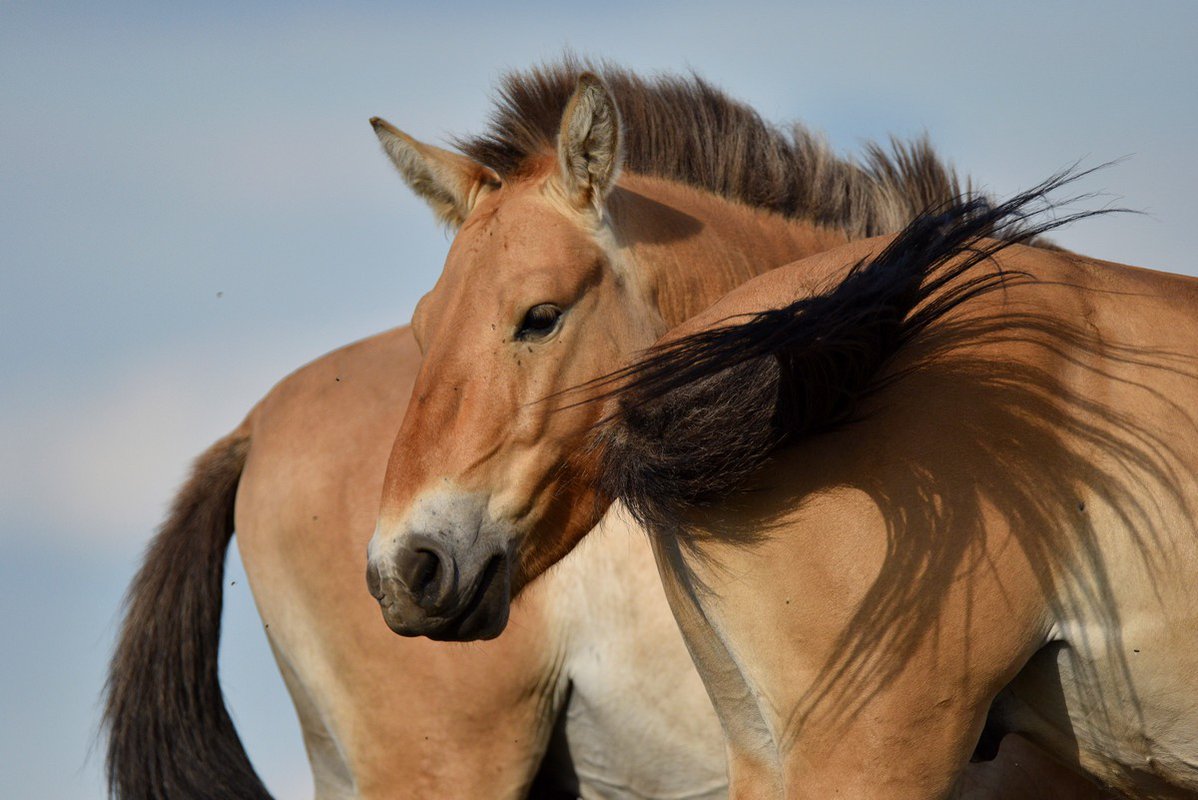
top-left (595, 169), bottom-right (1111, 533)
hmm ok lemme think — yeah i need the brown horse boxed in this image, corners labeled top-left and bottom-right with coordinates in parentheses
top-left (594, 187), bottom-right (1198, 797)
top-left (103, 324), bottom-right (728, 799)
top-left (363, 61), bottom-right (1115, 797)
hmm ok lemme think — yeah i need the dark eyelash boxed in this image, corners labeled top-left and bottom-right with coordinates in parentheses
top-left (516, 304), bottom-right (563, 340)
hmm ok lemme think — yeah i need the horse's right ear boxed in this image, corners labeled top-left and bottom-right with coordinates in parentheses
top-left (370, 118), bottom-right (500, 228)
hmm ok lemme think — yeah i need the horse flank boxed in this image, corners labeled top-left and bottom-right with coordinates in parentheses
top-left (595, 170), bottom-right (1114, 535)
top-left (458, 56), bottom-right (963, 239)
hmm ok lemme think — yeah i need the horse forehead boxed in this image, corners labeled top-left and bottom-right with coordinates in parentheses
top-left (457, 187), bottom-right (596, 266)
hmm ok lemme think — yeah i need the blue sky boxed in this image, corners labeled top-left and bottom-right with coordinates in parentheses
top-left (2, 2), bottom-right (1195, 797)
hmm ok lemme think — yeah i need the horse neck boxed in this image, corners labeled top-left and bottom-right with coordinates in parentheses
top-left (610, 175), bottom-right (853, 329)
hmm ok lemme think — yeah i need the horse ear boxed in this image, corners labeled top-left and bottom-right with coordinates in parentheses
top-left (370, 117), bottom-right (500, 228)
top-left (556, 73), bottom-right (622, 211)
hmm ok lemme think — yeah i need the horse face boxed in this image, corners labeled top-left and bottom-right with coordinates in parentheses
top-left (366, 75), bottom-right (654, 640)
top-left (368, 182), bottom-right (654, 639)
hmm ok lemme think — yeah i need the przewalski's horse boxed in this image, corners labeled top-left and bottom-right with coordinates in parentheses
top-left (103, 324), bottom-right (727, 799)
top-left (363, 61), bottom-right (1112, 797)
top-left (595, 183), bottom-right (1198, 797)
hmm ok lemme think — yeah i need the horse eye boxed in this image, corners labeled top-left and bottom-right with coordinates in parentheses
top-left (516, 304), bottom-right (563, 340)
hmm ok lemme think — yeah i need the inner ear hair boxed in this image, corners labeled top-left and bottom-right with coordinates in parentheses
top-left (371, 117), bottom-right (499, 228)
top-left (557, 73), bottom-right (622, 210)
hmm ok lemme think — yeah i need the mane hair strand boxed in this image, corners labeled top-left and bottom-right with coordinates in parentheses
top-left (595, 166), bottom-right (1118, 533)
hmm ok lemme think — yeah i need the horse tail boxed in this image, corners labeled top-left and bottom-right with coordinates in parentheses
top-left (596, 167), bottom-right (1114, 532)
top-left (103, 425), bottom-right (273, 799)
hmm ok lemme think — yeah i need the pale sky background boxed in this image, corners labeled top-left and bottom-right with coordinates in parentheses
top-left (1, 2), bottom-right (1195, 798)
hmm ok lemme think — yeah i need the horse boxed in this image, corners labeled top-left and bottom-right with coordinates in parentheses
top-left (362, 60), bottom-right (1116, 797)
top-left (102, 323), bottom-right (728, 799)
top-left (592, 185), bottom-right (1198, 797)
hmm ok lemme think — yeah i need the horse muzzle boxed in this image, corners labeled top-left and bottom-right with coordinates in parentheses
top-left (367, 519), bottom-right (513, 641)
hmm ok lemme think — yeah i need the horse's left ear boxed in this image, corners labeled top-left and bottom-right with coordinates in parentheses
top-left (370, 117), bottom-right (500, 228)
top-left (556, 73), bottom-right (622, 211)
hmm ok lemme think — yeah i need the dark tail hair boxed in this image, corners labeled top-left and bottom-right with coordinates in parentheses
top-left (596, 168), bottom-right (1115, 531)
top-left (102, 429), bottom-right (273, 799)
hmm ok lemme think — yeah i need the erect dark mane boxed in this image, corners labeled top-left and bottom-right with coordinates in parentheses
top-left (593, 169), bottom-right (1113, 533)
top-left (458, 56), bottom-right (963, 239)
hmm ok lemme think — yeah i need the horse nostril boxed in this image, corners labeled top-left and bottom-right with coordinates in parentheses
top-left (397, 539), bottom-right (453, 612)
top-left (411, 550), bottom-right (441, 601)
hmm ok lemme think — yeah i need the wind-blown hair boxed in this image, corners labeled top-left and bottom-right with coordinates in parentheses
top-left (458, 56), bottom-right (963, 239)
top-left (595, 169), bottom-right (1112, 533)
